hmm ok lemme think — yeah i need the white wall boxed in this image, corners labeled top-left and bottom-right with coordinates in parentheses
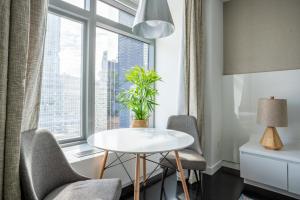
top-left (155, 0), bottom-right (224, 174)
top-left (155, 0), bottom-right (300, 172)
top-left (155, 0), bottom-right (185, 128)
top-left (202, 0), bottom-right (224, 172)
top-left (222, 70), bottom-right (300, 163)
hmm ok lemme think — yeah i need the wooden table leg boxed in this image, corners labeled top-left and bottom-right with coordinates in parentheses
top-left (142, 154), bottom-right (147, 186)
top-left (99, 150), bottom-right (108, 179)
top-left (174, 151), bottom-right (190, 200)
top-left (134, 154), bottom-right (141, 200)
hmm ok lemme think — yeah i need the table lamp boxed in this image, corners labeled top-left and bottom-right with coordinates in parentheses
top-left (257, 96), bottom-right (288, 150)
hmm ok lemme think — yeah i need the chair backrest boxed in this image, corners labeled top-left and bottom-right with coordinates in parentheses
top-left (20, 129), bottom-right (84, 200)
top-left (167, 115), bottom-right (203, 154)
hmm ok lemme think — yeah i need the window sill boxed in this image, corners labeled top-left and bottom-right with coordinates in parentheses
top-left (62, 143), bottom-right (105, 164)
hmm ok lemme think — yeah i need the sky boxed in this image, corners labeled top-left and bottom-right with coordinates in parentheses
top-left (50, 0), bottom-right (142, 80)
top-left (57, 1), bottom-right (120, 78)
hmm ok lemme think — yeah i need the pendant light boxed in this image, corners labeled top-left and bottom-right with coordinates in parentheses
top-left (132, 0), bottom-right (175, 39)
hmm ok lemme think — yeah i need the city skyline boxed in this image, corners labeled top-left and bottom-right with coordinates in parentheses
top-left (39, 11), bottom-right (149, 140)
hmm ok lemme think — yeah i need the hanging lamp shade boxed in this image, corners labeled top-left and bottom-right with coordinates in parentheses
top-left (132, 0), bottom-right (175, 39)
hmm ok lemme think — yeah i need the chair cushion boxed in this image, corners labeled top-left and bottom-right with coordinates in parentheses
top-left (160, 149), bottom-right (206, 171)
top-left (43, 179), bottom-right (122, 200)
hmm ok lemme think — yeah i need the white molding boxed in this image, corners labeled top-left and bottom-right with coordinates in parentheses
top-left (204, 160), bottom-right (223, 175)
top-left (222, 160), bottom-right (240, 170)
top-left (203, 160), bottom-right (240, 175)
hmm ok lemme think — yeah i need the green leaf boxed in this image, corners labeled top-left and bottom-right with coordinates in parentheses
top-left (116, 65), bottom-right (161, 120)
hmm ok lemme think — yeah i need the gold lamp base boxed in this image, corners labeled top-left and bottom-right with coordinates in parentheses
top-left (260, 127), bottom-right (283, 150)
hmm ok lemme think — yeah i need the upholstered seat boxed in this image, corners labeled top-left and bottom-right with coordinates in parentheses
top-left (160, 115), bottom-right (207, 172)
top-left (20, 129), bottom-right (122, 200)
top-left (160, 149), bottom-right (206, 170)
top-left (44, 179), bottom-right (121, 200)
top-left (159, 115), bottom-right (207, 198)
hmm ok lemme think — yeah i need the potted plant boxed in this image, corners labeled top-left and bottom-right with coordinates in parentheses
top-left (117, 65), bottom-right (161, 128)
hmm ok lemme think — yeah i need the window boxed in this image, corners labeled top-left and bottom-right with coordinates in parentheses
top-left (39, 13), bottom-right (83, 141)
top-left (97, 1), bottom-right (134, 27)
top-left (62, 0), bottom-right (85, 8)
top-left (116, 0), bottom-right (139, 10)
top-left (95, 28), bottom-right (149, 131)
top-left (39, 0), bottom-right (154, 143)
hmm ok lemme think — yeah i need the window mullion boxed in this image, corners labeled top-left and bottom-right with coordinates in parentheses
top-left (86, 0), bottom-right (97, 138)
top-left (149, 43), bottom-right (156, 128)
top-left (84, 0), bottom-right (90, 11)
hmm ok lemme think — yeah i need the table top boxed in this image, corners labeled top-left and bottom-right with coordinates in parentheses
top-left (87, 128), bottom-right (194, 154)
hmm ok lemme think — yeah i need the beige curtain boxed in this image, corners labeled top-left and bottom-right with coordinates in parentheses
top-left (184, 0), bottom-right (204, 142)
top-left (0, 0), bottom-right (48, 199)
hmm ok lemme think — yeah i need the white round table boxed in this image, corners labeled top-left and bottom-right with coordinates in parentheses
top-left (87, 128), bottom-right (194, 200)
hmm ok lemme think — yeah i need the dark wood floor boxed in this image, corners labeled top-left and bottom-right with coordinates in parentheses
top-left (121, 167), bottom-right (297, 200)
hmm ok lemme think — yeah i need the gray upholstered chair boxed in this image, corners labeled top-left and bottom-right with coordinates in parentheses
top-left (20, 129), bottom-right (122, 200)
top-left (160, 115), bottom-right (206, 189)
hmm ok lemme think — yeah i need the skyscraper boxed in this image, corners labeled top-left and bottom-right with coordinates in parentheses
top-left (40, 11), bottom-right (149, 139)
top-left (39, 14), bottom-right (81, 140)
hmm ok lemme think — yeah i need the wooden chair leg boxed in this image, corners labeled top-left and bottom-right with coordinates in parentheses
top-left (134, 154), bottom-right (141, 200)
top-left (99, 150), bottom-right (108, 179)
top-left (143, 154), bottom-right (147, 186)
top-left (174, 151), bottom-right (190, 200)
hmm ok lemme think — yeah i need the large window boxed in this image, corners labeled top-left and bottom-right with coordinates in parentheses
top-left (95, 28), bottom-right (149, 132)
top-left (39, 0), bottom-right (154, 143)
top-left (39, 13), bottom-right (83, 141)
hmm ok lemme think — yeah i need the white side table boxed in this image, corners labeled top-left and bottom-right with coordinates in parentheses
top-left (240, 136), bottom-right (300, 199)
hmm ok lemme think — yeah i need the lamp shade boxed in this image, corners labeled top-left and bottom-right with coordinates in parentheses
top-left (132, 0), bottom-right (175, 39)
top-left (257, 97), bottom-right (288, 127)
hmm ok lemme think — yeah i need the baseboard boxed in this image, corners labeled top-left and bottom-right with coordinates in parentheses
top-left (204, 160), bottom-right (222, 175)
top-left (222, 160), bottom-right (240, 170)
top-left (204, 160), bottom-right (240, 175)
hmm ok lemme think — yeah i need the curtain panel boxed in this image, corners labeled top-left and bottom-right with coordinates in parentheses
top-left (0, 0), bottom-right (48, 199)
top-left (184, 0), bottom-right (204, 143)
top-left (183, 0), bottom-right (205, 184)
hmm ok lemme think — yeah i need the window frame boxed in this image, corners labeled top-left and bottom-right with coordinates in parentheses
top-left (47, 0), bottom-right (155, 144)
